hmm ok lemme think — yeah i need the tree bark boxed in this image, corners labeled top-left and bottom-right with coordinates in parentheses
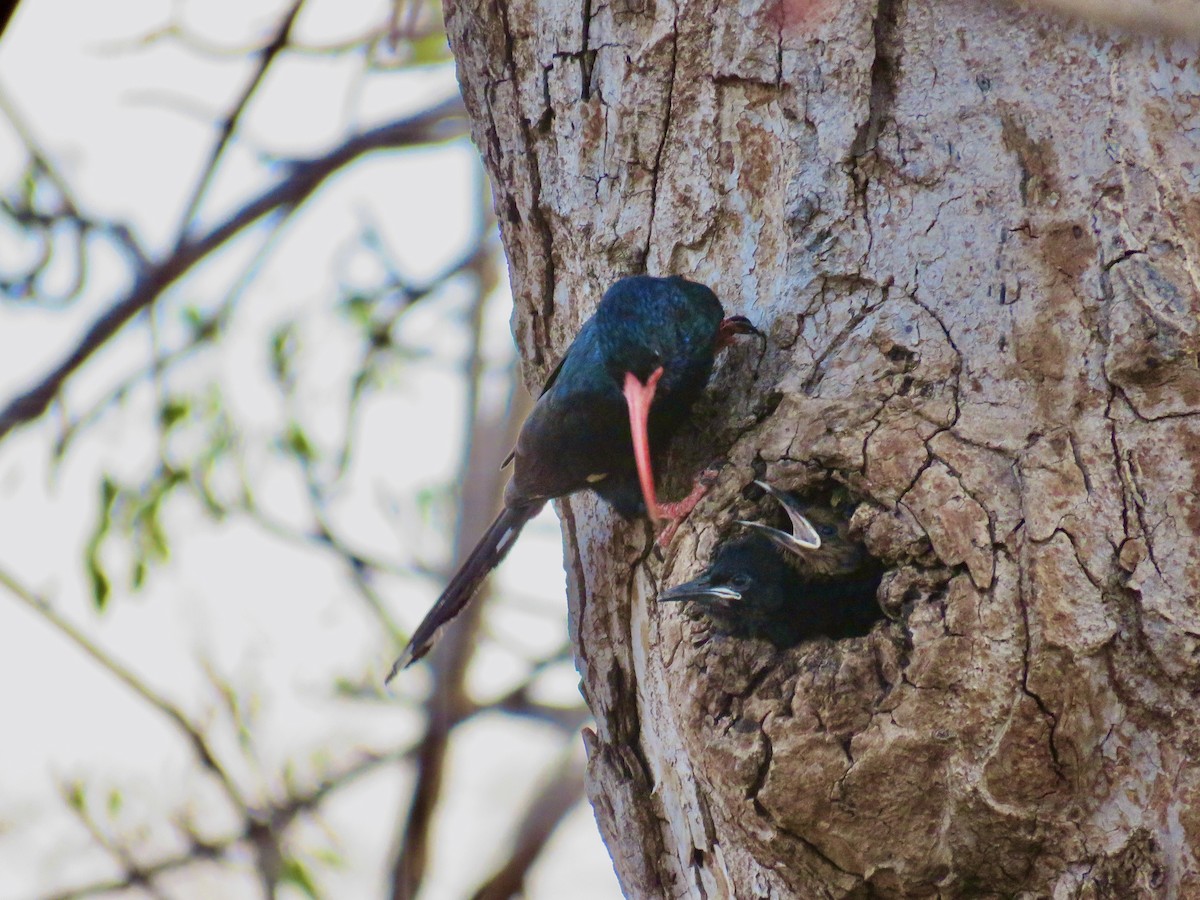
top-left (444, 0), bottom-right (1200, 895)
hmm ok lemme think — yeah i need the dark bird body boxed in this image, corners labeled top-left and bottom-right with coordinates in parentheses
top-left (659, 492), bottom-right (884, 649)
top-left (504, 277), bottom-right (726, 517)
top-left (389, 275), bottom-right (756, 676)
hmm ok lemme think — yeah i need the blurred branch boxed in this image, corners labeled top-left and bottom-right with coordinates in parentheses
top-left (105, 2), bottom-right (443, 64)
top-left (1012, 0), bottom-right (1200, 39)
top-left (0, 86), bottom-right (85, 218)
top-left (0, 86), bottom-right (146, 264)
top-left (57, 781), bottom-right (173, 900)
top-left (470, 749), bottom-right (587, 900)
top-left (52, 208), bottom-right (293, 460)
top-left (267, 472), bottom-right (411, 644)
top-left (0, 87), bottom-right (144, 305)
top-left (388, 337), bottom-right (496, 900)
top-left (32, 656), bottom-right (585, 900)
top-left (0, 92), bottom-right (467, 445)
top-left (1, 5), bottom-right (593, 896)
top-left (240, 233), bottom-right (497, 644)
top-left (40, 745), bottom-right (411, 900)
top-left (0, 0), bottom-right (20, 43)
top-left (388, 181), bottom-right (514, 900)
top-left (387, 397), bottom-right (542, 896)
top-left (0, 566), bottom-right (251, 818)
top-left (331, 230), bottom-right (497, 480)
top-left (174, 0), bottom-right (305, 243)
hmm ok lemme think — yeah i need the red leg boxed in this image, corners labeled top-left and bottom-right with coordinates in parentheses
top-left (656, 467), bottom-right (721, 546)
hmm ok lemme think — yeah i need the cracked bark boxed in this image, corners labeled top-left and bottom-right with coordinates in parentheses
top-left (445, 0), bottom-right (1200, 894)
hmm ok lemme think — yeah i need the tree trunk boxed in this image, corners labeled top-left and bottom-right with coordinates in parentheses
top-left (444, 0), bottom-right (1200, 894)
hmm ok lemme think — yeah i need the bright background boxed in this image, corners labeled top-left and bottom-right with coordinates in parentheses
top-left (0, 0), bottom-right (621, 897)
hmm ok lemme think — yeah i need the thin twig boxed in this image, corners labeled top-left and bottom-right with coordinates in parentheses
top-left (173, 0), bottom-right (306, 243)
top-left (332, 230), bottom-right (496, 480)
top-left (389, 186), bottom-right (507, 900)
top-left (100, 16), bottom-right (443, 61)
top-left (0, 85), bottom-right (146, 268)
top-left (39, 746), bottom-right (407, 900)
top-left (0, 85), bottom-right (84, 216)
top-left (0, 566), bottom-right (250, 816)
top-left (241, 478), bottom-right (411, 643)
top-left (470, 748), bottom-right (587, 900)
top-left (57, 781), bottom-right (174, 900)
top-left (36, 669), bottom-right (579, 900)
top-left (1013, 0), bottom-right (1200, 38)
top-left (0, 94), bottom-right (467, 445)
top-left (52, 208), bottom-right (292, 460)
top-left (0, 0), bottom-right (22, 42)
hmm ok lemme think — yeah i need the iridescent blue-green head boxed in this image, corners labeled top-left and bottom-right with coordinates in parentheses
top-left (595, 275), bottom-right (725, 387)
top-left (593, 275), bottom-right (758, 521)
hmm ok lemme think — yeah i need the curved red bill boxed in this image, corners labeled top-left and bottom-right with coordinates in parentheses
top-left (623, 367), bottom-right (665, 523)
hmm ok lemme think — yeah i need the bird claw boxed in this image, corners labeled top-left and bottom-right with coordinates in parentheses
top-left (737, 480), bottom-right (821, 556)
top-left (655, 467), bottom-right (722, 547)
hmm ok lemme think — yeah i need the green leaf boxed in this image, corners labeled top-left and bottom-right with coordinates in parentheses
top-left (339, 294), bottom-right (373, 329)
top-left (20, 166), bottom-right (37, 207)
top-left (85, 476), bottom-right (119, 611)
top-left (310, 846), bottom-right (344, 869)
top-left (107, 788), bottom-right (123, 817)
top-left (87, 557), bottom-right (111, 610)
top-left (282, 422), bottom-right (317, 462)
top-left (145, 511), bottom-right (170, 561)
top-left (131, 559), bottom-right (147, 590)
top-left (100, 476), bottom-right (118, 508)
top-left (280, 858), bottom-right (320, 900)
top-left (195, 468), bottom-right (227, 518)
top-left (65, 782), bottom-right (86, 812)
top-left (409, 31), bottom-right (449, 65)
top-left (270, 322), bottom-right (298, 386)
top-left (182, 305), bottom-right (206, 333)
top-left (159, 397), bottom-right (190, 430)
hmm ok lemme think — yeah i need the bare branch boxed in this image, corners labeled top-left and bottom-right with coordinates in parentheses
top-left (388, 217), bottom-right (510, 900)
top-left (0, 566), bottom-right (250, 816)
top-left (0, 85), bottom-right (84, 217)
top-left (0, 87), bottom-right (146, 304)
top-left (40, 746), bottom-right (409, 900)
top-left (36, 669), bottom-right (580, 900)
top-left (0, 0), bottom-right (21, 43)
top-left (173, 0), bottom-right (305, 243)
top-left (101, 7), bottom-right (444, 63)
top-left (470, 749), bottom-right (587, 900)
top-left (1011, 0), bottom-right (1200, 38)
top-left (0, 93), bottom-right (467, 445)
top-left (52, 207), bottom-right (292, 460)
top-left (57, 781), bottom-right (174, 900)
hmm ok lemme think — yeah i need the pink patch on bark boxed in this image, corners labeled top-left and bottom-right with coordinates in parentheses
top-left (764, 0), bottom-right (834, 33)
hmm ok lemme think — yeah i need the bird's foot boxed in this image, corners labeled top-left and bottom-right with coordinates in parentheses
top-left (656, 467), bottom-right (721, 547)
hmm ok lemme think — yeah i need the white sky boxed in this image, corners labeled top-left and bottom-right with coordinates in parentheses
top-left (0, 1), bottom-right (620, 897)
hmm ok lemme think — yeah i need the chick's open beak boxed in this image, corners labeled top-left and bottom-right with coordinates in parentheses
top-left (737, 480), bottom-right (822, 556)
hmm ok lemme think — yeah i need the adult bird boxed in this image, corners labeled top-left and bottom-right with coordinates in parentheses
top-left (388, 275), bottom-right (759, 677)
top-left (658, 482), bottom-right (885, 647)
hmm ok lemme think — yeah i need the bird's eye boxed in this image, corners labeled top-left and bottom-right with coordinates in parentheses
top-left (729, 573), bottom-right (752, 590)
top-left (818, 524), bottom-right (837, 538)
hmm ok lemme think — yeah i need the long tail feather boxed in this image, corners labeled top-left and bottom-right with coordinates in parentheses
top-left (387, 502), bottom-right (542, 681)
